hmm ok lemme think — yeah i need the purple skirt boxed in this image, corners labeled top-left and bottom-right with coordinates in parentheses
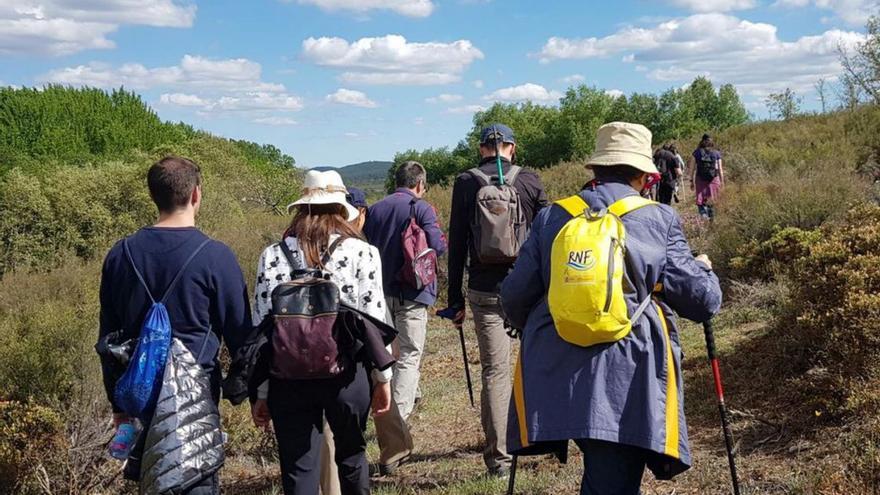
top-left (695, 176), bottom-right (721, 206)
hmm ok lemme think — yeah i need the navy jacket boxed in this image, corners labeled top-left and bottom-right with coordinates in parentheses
top-left (98, 227), bottom-right (252, 412)
top-left (364, 188), bottom-right (447, 306)
top-left (501, 179), bottom-right (722, 479)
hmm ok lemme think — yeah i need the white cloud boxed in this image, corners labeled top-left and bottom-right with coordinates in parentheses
top-left (303, 35), bottom-right (483, 86)
top-left (425, 93), bottom-right (463, 103)
top-left (293, 0), bottom-right (434, 17)
top-left (326, 88), bottom-right (378, 108)
top-left (561, 74), bottom-right (586, 84)
top-left (159, 92), bottom-right (208, 106)
top-left (42, 55), bottom-right (285, 93)
top-left (605, 89), bottom-right (625, 98)
top-left (537, 13), bottom-right (864, 97)
top-left (473, 79), bottom-right (484, 88)
top-left (774, 0), bottom-right (880, 26)
top-left (446, 104), bottom-right (486, 114)
top-left (0, 1), bottom-right (195, 56)
top-left (668, 0), bottom-right (757, 12)
top-left (339, 71), bottom-right (460, 85)
top-left (253, 116), bottom-right (298, 126)
top-left (159, 92), bottom-right (304, 113)
top-left (484, 83), bottom-right (563, 103)
top-left (413, 116), bottom-right (425, 125)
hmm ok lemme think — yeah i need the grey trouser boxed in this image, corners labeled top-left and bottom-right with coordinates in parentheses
top-left (386, 297), bottom-right (428, 420)
top-left (468, 289), bottom-right (513, 470)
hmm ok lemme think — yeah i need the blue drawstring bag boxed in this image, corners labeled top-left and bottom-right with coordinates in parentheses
top-left (114, 238), bottom-right (209, 419)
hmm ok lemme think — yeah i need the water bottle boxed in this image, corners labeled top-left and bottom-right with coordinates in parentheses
top-left (109, 419), bottom-right (141, 460)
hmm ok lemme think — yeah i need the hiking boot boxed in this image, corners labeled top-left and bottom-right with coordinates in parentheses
top-left (487, 465), bottom-right (510, 479)
top-left (369, 453), bottom-right (412, 477)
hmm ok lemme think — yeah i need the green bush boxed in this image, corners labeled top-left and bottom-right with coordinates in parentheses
top-left (0, 401), bottom-right (63, 492)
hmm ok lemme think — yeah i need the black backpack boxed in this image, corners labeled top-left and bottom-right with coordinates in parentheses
top-left (654, 151), bottom-right (676, 185)
top-left (697, 150), bottom-right (719, 181)
top-left (268, 238), bottom-right (351, 380)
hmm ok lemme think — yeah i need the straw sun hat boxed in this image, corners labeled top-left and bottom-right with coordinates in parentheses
top-left (286, 170), bottom-right (359, 221)
top-left (587, 122), bottom-right (659, 174)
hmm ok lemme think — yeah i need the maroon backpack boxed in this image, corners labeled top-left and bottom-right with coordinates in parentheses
top-left (269, 238), bottom-right (350, 380)
top-left (398, 199), bottom-right (438, 291)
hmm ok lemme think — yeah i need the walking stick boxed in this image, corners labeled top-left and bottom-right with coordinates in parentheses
top-left (457, 322), bottom-right (475, 408)
top-left (703, 319), bottom-right (742, 495)
top-left (506, 455), bottom-right (518, 495)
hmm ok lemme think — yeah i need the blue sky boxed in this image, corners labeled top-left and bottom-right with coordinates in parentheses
top-left (0, 0), bottom-right (872, 167)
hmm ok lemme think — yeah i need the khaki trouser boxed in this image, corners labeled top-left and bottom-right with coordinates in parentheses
top-left (373, 297), bottom-right (422, 465)
top-left (319, 419), bottom-right (340, 495)
top-left (386, 298), bottom-right (429, 420)
top-left (468, 289), bottom-right (513, 471)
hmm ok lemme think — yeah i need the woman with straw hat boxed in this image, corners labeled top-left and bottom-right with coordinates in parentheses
top-left (250, 170), bottom-right (393, 495)
top-left (500, 122), bottom-right (722, 494)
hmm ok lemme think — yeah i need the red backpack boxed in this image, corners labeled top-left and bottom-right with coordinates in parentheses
top-left (398, 199), bottom-right (438, 290)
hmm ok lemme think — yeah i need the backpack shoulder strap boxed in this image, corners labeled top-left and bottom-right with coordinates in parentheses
top-left (278, 237), bottom-right (299, 274)
top-left (468, 168), bottom-right (492, 187)
top-left (608, 195), bottom-right (656, 218)
top-left (159, 239), bottom-right (211, 304)
top-left (123, 238), bottom-right (156, 304)
top-left (505, 165), bottom-right (523, 186)
top-left (555, 194), bottom-right (590, 218)
top-left (319, 236), bottom-right (346, 267)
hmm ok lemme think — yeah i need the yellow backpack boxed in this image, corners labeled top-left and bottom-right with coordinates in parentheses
top-left (549, 194), bottom-right (657, 347)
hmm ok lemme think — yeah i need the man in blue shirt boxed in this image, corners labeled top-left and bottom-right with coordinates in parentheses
top-left (97, 156), bottom-right (252, 494)
top-left (363, 161), bottom-right (447, 474)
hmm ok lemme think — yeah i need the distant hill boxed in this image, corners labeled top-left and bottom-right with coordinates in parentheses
top-left (311, 160), bottom-right (392, 197)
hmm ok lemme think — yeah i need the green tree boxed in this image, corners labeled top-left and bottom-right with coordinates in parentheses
top-left (765, 88), bottom-right (802, 120)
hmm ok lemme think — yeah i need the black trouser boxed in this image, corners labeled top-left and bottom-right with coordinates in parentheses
top-left (269, 363), bottom-right (372, 495)
top-left (576, 439), bottom-right (649, 495)
top-left (658, 183), bottom-right (675, 205)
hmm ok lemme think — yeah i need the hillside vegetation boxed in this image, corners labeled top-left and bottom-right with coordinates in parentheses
top-left (1, 84), bottom-right (879, 494)
top-left (390, 76), bottom-right (749, 191)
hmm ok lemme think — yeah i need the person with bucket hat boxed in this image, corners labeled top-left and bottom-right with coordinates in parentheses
top-left (500, 122), bottom-right (722, 494)
top-left (445, 123), bottom-right (548, 477)
top-left (250, 170), bottom-right (394, 495)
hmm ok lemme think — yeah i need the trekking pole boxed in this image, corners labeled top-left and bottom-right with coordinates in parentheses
top-left (703, 319), bottom-right (742, 495)
top-left (493, 125), bottom-right (506, 186)
top-left (457, 322), bottom-right (475, 407)
top-left (506, 455), bottom-right (518, 495)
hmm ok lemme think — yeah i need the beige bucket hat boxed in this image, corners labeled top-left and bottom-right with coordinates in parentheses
top-left (587, 122), bottom-right (658, 174)
top-left (287, 170), bottom-right (359, 221)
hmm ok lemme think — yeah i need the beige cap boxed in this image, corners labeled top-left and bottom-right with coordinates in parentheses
top-left (587, 122), bottom-right (658, 174)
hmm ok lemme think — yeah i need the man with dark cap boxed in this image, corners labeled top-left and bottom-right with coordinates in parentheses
top-left (445, 123), bottom-right (548, 477)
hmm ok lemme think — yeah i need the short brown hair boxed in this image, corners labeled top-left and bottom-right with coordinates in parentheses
top-left (147, 156), bottom-right (201, 212)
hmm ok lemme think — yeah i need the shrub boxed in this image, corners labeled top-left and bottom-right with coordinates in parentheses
top-left (0, 401), bottom-right (63, 492)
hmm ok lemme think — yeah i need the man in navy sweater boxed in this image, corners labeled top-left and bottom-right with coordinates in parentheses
top-left (97, 156), bottom-right (252, 494)
top-left (363, 161), bottom-right (447, 474)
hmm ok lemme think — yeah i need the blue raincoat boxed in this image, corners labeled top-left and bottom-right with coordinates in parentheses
top-left (501, 179), bottom-right (722, 479)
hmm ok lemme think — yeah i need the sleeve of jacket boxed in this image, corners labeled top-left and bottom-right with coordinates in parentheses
top-left (446, 175), bottom-right (471, 309)
top-left (418, 201), bottom-right (447, 256)
top-left (210, 243), bottom-right (253, 358)
top-left (500, 207), bottom-right (549, 330)
top-left (98, 247), bottom-right (124, 413)
top-left (662, 214), bottom-right (722, 323)
top-left (525, 169), bottom-right (549, 218)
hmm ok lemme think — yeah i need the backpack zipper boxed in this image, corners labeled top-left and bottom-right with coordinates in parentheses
top-left (603, 238), bottom-right (616, 313)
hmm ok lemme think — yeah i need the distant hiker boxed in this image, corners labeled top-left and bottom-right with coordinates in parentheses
top-left (446, 123), bottom-right (549, 477)
top-left (501, 122), bottom-right (722, 495)
top-left (363, 161), bottom-right (448, 474)
top-left (690, 134), bottom-right (725, 220)
top-left (346, 187), bottom-right (369, 231)
top-left (96, 156), bottom-right (253, 494)
top-left (653, 145), bottom-right (681, 205)
top-left (250, 170), bottom-right (396, 495)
